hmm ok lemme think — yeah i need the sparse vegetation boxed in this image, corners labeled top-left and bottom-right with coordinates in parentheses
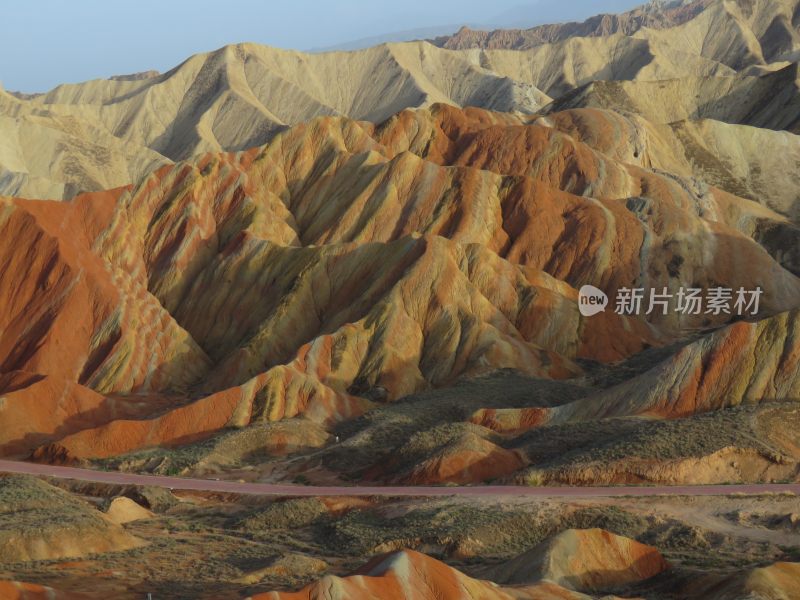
top-left (239, 498), bottom-right (328, 532)
top-left (0, 474), bottom-right (796, 597)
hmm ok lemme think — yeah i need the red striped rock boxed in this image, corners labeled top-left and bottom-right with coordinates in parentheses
top-left (553, 308), bottom-right (800, 423)
top-left (1, 105), bottom-right (797, 459)
top-left (474, 308), bottom-right (800, 433)
top-left (396, 431), bottom-right (528, 485)
top-left (252, 549), bottom-right (590, 600)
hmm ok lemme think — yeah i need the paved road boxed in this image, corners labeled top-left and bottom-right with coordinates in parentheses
top-left (0, 460), bottom-right (797, 497)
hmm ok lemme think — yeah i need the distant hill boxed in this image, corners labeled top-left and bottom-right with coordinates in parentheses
top-left (431, 0), bottom-right (716, 49)
top-left (2, 0), bottom-right (799, 202)
top-left (310, 25), bottom-right (464, 52)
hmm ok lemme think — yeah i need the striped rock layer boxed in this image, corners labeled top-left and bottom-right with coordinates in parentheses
top-left (253, 548), bottom-right (600, 600)
top-left (254, 546), bottom-right (800, 600)
top-left (472, 308), bottom-right (800, 434)
top-left (0, 104), bottom-right (798, 459)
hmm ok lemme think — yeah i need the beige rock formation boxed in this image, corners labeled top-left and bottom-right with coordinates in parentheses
top-left (548, 64), bottom-right (800, 133)
top-left (4, 0), bottom-right (800, 200)
top-left (436, 0), bottom-right (800, 69)
top-left (491, 528), bottom-right (669, 592)
top-left (105, 496), bottom-right (154, 525)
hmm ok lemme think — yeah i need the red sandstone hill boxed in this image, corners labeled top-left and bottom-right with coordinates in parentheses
top-left (253, 531), bottom-right (669, 599)
top-left (0, 104), bottom-right (798, 462)
top-left (249, 531), bottom-right (800, 600)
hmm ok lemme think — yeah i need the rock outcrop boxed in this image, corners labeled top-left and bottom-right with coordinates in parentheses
top-left (254, 549), bottom-right (591, 600)
top-left (256, 534), bottom-right (669, 599)
top-left (104, 497), bottom-right (154, 525)
top-left (491, 528), bottom-right (669, 592)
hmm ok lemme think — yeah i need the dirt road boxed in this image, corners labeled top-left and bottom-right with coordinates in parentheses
top-left (1, 460), bottom-right (797, 497)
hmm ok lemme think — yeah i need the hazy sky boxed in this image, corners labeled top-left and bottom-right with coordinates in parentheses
top-left (1, 0), bottom-right (642, 92)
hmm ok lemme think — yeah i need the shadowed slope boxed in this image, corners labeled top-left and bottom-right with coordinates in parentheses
top-left (547, 63), bottom-right (800, 133)
top-left (436, 0), bottom-right (800, 68)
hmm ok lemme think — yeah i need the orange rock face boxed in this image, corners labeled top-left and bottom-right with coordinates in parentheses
top-left (0, 372), bottom-right (108, 456)
top-left (253, 549), bottom-right (587, 600)
top-left (398, 433), bottom-right (527, 485)
top-left (555, 308), bottom-right (800, 424)
top-left (469, 407), bottom-right (550, 434)
top-left (255, 530), bottom-right (669, 599)
top-left (468, 308), bottom-right (800, 434)
top-left (689, 561), bottom-right (800, 599)
top-left (491, 528), bottom-right (669, 592)
top-left (1, 103), bottom-right (798, 460)
top-left (0, 582), bottom-right (88, 600)
top-left (0, 190), bottom-right (210, 395)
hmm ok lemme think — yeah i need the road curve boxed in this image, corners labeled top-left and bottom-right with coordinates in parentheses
top-left (0, 460), bottom-right (797, 497)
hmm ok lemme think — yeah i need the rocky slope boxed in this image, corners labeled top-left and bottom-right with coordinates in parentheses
top-left (1, 2), bottom-right (800, 597)
top-left (0, 476), bottom-right (143, 562)
top-left (548, 63), bottom-right (800, 134)
top-left (252, 530), bottom-right (798, 600)
top-left (253, 538), bottom-right (662, 600)
top-left (0, 0), bottom-right (798, 484)
top-left (707, 562), bottom-right (800, 599)
top-left (434, 1), bottom-right (713, 49)
top-left (490, 528), bottom-right (669, 592)
top-left (4, 1), bottom-right (800, 200)
top-left (0, 42), bottom-right (550, 200)
top-left (0, 89), bottom-right (168, 201)
top-left (536, 108), bottom-right (800, 220)
top-left (0, 484), bottom-right (798, 599)
top-left (254, 552), bottom-right (800, 600)
top-left (2, 103), bottom-right (796, 461)
top-left (508, 308), bottom-right (800, 427)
